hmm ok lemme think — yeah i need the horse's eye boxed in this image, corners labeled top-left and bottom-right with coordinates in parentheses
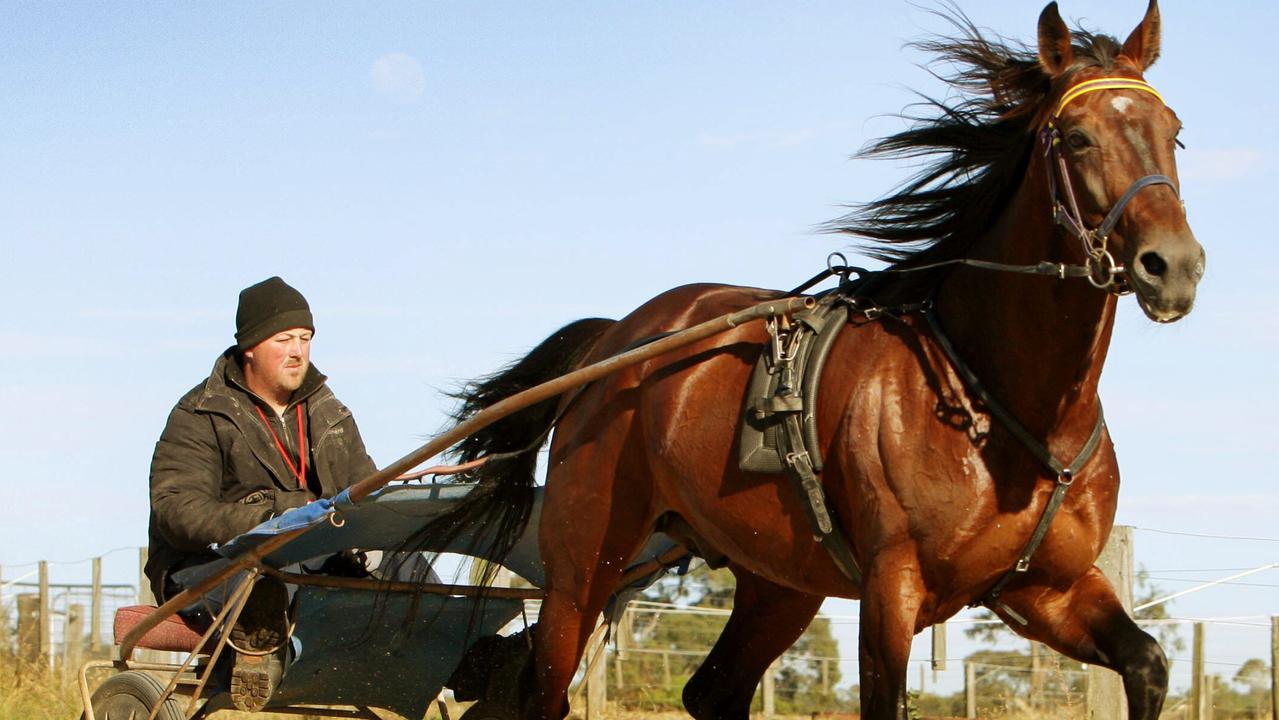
top-left (1066, 130), bottom-right (1092, 150)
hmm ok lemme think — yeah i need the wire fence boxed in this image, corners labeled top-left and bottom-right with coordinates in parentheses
top-left (4, 529), bottom-right (1276, 718)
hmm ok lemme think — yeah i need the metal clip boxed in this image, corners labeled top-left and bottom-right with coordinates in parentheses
top-left (784, 450), bottom-right (811, 469)
top-left (1015, 557), bottom-right (1031, 572)
top-left (1057, 469), bottom-right (1075, 487)
top-left (329, 511), bottom-right (346, 528)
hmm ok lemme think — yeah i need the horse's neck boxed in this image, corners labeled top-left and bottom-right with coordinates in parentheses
top-left (934, 172), bottom-right (1116, 438)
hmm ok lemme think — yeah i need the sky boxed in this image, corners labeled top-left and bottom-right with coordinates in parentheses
top-left (1, 0), bottom-right (1276, 695)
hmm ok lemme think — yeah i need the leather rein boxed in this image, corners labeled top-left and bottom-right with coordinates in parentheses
top-left (793, 76), bottom-right (1176, 615)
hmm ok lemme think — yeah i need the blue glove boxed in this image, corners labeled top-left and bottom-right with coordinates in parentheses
top-left (240, 497), bottom-right (336, 537)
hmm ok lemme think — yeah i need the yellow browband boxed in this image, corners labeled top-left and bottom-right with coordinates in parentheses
top-left (1054, 77), bottom-right (1165, 117)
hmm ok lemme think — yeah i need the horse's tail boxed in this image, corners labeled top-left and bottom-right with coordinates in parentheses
top-left (399, 317), bottom-right (616, 586)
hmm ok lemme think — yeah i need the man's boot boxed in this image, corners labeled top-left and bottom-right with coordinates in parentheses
top-left (228, 576), bottom-right (289, 712)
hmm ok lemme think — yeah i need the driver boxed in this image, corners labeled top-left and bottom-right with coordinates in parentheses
top-left (144, 276), bottom-right (377, 711)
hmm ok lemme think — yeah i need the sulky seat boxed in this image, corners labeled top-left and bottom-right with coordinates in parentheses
top-left (113, 605), bottom-right (207, 653)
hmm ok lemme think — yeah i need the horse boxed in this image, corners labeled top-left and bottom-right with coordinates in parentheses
top-left (428, 2), bottom-right (1204, 718)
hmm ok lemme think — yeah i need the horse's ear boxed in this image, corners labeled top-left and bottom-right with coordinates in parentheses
top-left (1121, 0), bottom-right (1162, 70)
top-left (1037, 2), bottom-right (1074, 76)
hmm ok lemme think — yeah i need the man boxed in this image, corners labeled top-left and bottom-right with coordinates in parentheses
top-left (145, 276), bottom-right (377, 711)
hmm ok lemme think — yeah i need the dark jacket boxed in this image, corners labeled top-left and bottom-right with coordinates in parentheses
top-left (145, 349), bottom-right (377, 600)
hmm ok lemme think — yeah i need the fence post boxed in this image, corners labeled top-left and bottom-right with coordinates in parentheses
top-left (65, 603), bottom-right (85, 672)
top-left (1030, 642), bottom-right (1042, 710)
top-left (965, 661), bottom-right (976, 718)
top-left (1190, 622), bottom-right (1205, 720)
top-left (584, 643), bottom-right (607, 720)
top-left (138, 547), bottom-right (154, 605)
top-left (90, 557), bottom-right (103, 654)
top-left (1270, 617), bottom-right (1278, 720)
top-left (0, 562), bottom-right (9, 654)
top-left (1087, 525), bottom-right (1132, 719)
top-left (762, 657), bottom-right (776, 718)
top-left (932, 622), bottom-right (947, 672)
top-left (38, 561), bottom-right (51, 669)
top-left (17, 594), bottom-right (39, 667)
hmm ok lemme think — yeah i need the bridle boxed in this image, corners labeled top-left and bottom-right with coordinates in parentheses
top-left (1040, 76), bottom-right (1179, 292)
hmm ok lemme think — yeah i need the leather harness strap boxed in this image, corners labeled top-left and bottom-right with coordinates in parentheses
top-left (920, 306), bottom-right (1106, 617)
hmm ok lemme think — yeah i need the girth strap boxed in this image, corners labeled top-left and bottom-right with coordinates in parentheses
top-left (920, 307), bottom-right (1106, 614)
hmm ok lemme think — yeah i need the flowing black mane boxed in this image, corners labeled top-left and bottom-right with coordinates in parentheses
top-left (829, 10), bottom-right (1127, 293)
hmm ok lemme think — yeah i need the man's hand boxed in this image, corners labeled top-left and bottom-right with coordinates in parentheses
top-left (272, 490), bottom-right (312, 515)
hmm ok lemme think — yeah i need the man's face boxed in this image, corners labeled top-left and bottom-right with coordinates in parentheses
top-left (243, 328), bottom-right (312, 398)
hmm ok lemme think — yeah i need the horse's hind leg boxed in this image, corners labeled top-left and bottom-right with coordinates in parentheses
top-left (524, 433), bottom-right (653, 720)
top-left (997, 567), bottom-right (1168, 719)
top-left (682, 566), bottom-right (824, 720)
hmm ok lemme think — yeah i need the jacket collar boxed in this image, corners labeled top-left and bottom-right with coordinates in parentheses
top-left (199, 347), bottom-right (328, 413)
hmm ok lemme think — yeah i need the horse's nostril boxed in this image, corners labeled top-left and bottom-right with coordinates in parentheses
top-left (1139, 251), bottom-right (1168, 278)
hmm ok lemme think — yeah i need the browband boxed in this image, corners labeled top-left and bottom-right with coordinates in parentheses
top-left (1054, 77), bottom-right (1165, 117)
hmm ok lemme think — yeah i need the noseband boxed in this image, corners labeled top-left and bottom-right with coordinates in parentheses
top-left (1041, 77), bottom-right (1179, 292)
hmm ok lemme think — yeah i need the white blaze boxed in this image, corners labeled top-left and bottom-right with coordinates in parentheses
top-left (1111, 96), bottom-right (1135, 114)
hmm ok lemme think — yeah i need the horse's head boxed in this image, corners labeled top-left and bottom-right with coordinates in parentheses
top-left (1037, 0), bottom-right (1204, 322)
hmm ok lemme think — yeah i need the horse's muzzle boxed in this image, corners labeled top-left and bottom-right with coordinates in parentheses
top-left (1129, 233), bottom-right (1206, 323)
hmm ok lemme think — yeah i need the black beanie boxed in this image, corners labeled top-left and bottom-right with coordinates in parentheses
top-left (235, 277), bottom-right (315, 351)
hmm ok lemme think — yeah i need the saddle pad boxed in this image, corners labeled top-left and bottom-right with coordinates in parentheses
top-left (113, 605), bottom-right (207, 653)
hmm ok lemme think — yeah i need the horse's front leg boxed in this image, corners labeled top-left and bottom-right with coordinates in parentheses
top-left (995, 566), bottom-right (1168, 720)
top-left (859, 542), bottom-right (925, 720)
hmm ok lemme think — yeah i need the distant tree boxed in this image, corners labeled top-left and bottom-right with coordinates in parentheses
top-left (1232, 658), bottom-right (1271, 719)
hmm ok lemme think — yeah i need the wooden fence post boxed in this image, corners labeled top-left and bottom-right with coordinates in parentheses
top-left (0, 562), bottom-right (9, 654)
top-left (17, 594), bottom-right (39, 666)
top-left (1087, 525), bottom-right (1132, 719)
top-left (1270, 617), bottom-right (1278, 720)
top-left (65, 603), bottom-right (85, 672)
top-left (584, 643), bottom-right (607, 720)
top-left (38, 561), bottom-right (50, 669)
top-left (1190, 622), bottom-right (1205, 720)
top-left (965, 661), bottom-right (977, 718)
top-left (138, 547), bottom-right (154, 605)
top-left (1030, 642), bottom-right (1043, 710)
top-left (90, 557), bottom-right (103, 654)
top-left (762, 657), bottom-right (777, 718)
top-left (932, 622), bottom-right (947, 672)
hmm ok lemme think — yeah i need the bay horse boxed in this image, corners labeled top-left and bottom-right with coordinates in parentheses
top-left (429, 2), bottom-right (1204, 718)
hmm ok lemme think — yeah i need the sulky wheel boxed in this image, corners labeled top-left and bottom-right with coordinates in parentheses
top-left (81, 670), bottom-right (186, 720)
top-left (459, 699), bottom-right (519, 720)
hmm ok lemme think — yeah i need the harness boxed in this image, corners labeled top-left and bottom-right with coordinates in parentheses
top-left (738, 76), bottom-right (1175, 611)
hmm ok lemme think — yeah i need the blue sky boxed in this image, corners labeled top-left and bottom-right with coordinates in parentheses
top-left (1, 0), bottom-right (1275, 690)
